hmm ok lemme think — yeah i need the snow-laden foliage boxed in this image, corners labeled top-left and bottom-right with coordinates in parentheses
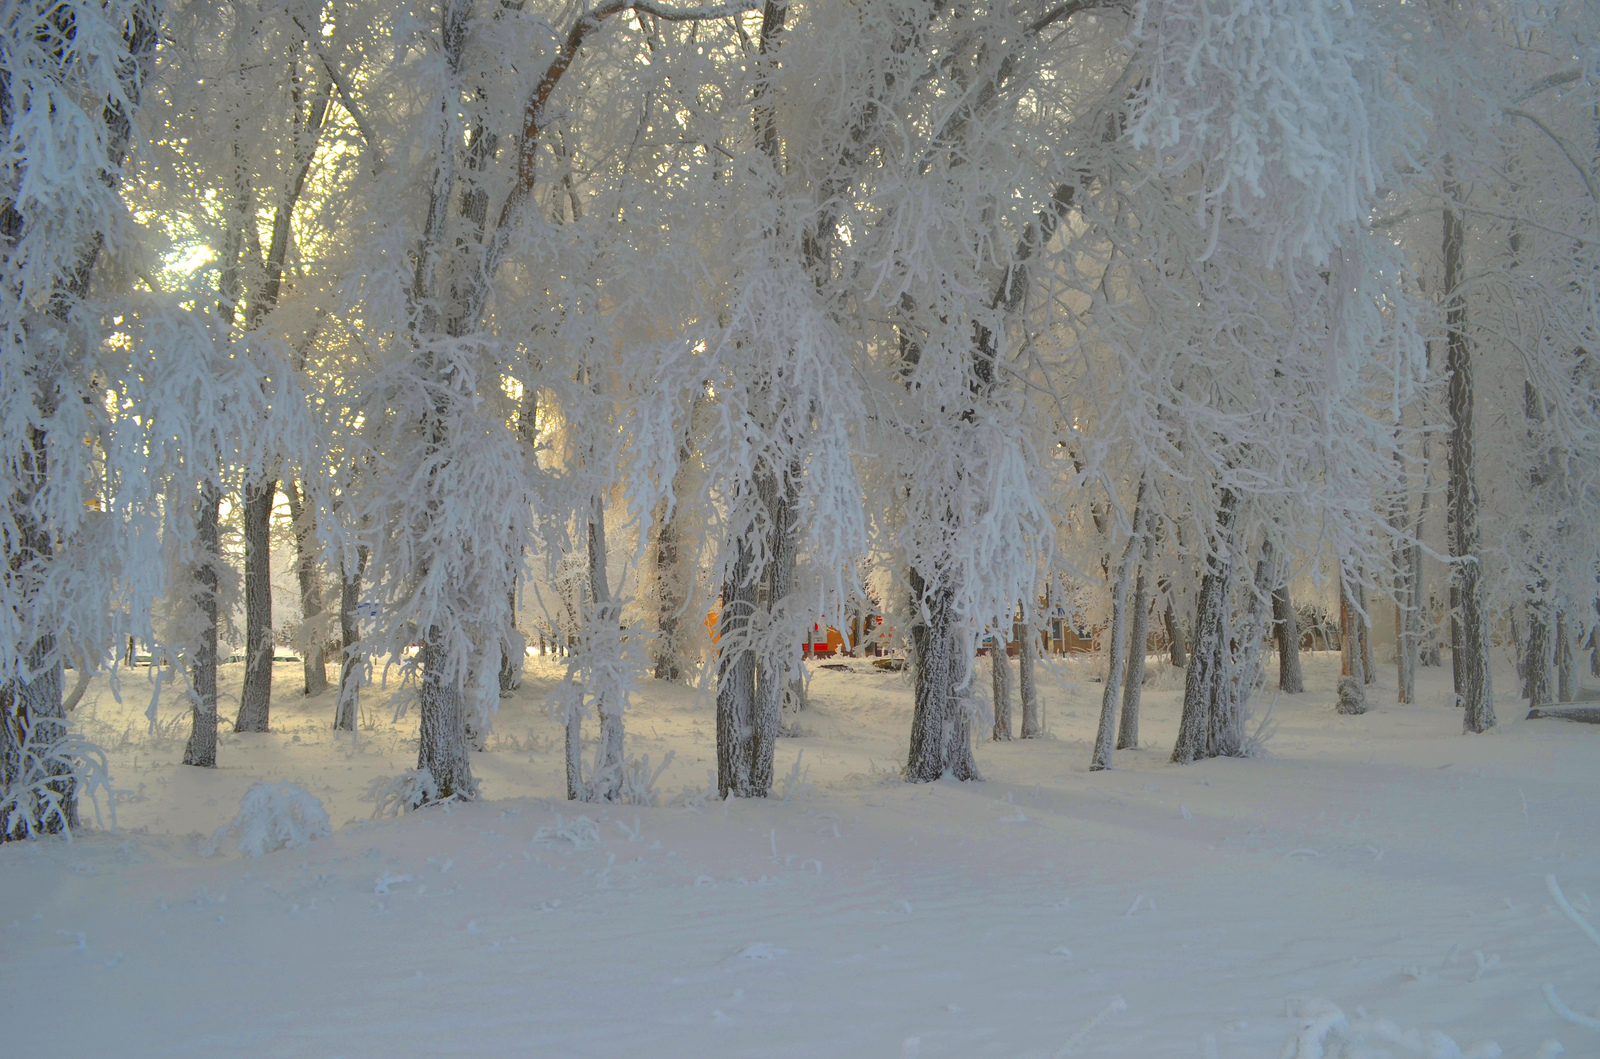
top-left (207, 781), bottom-right (330, 857)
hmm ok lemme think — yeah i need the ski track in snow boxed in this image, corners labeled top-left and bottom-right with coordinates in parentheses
top-left (1, 651), bottom-right (1596, 1057)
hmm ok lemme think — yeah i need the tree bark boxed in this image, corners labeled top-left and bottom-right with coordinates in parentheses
top-left (283, 479), bottom-right (328, 697)
top-left (1442, 166), bottom-right (1495, 732)
top-left (991, 623), bottom-right (1013, 741)
top-left (715, 537), bottom-right (758, 797)
top-left (1092, 481), bottom-right (1146, 770)
top-left (904, 572), bottom-right (979, 781)
top-left (183, 481), bottom-right (221, 767)
top-left (1164, 601), bottom-right (1190, 668)
top-left (335, 545), bottom-right (368, 732)
top-left (235, 477), bottom-right (276, 732)
top-left (1117, 524), bottom-right (1155, 749)
top-left (1017, 605), bottom-right (1041, 738)
top-left (1524, 605), bottom-right (1551, 706)
top-left (1172, 491), bottom-right (1237, 763)
top-left (1272, 583), bottom-right (1304, 693)
top-left (652, 420), bottom-right (696, 682)
top-left (417, 629), bottom-right (474, 800)
top-left (1555, 610), bottom-right (1574, 703)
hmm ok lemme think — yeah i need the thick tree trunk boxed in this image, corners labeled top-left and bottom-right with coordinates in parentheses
top-left (1172, 492), bottom-right (1237, 763)
top-left (1163, 593), bottom-right (1187, 668)
top-left (283, 480), bottom-right (328, 697)
top-left (1442, 171), bottom-right (1495, 732)
top-left (905, 571), bottom-right (979, 781)
top-left (715, 539), bottom-right (758, 798)
top-left (1357, 579), bottom-right (1375, 685)
top-left (750, 468), bottom-right (796, 795)
top-left (586, 495), bottom-right (625, 796)
top-left (1272, 584), bottom-right (1304, 693)
top-left (416, 629), bottom-right (474, 801)
top-left (183, 482), bottom-right (221, 767)
top-left (235, 477), bottom-right (276, 732)
top-left (1092, 482), bottom-right (1146, 770)
top-left (652, 422), bottom-right (696, 682)
top-left (1017, 606), bottom-right (1041, 738)
top-left (1525, 605), bottom-right (1551, 706)
top-left (1117, 525), bottom-right (1155, 749)
top-left (335, 545), bottom-right (368, 732)
top-left (991, 624), bottom-right (1013, 741)
top-left (1555, 610), bottom-right (1574, 703)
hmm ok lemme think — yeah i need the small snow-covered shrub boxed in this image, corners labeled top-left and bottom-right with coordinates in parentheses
top-left (367, 768), bottom-right (440, 817)
top-left (534, 813), bottom-right (599, 849)
top-left (208, 782), bottom-right (330, 857)
top-left (1, 712), bottom-right (118, 841)
top-left (1279, 997), bottom-right (1504, 1059)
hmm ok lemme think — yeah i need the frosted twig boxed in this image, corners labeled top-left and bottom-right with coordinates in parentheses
top-left (1542, 984), bottom-right (1600, 1030)
top-left (1052, 996), bottom-right (1127, 1057)
top-left (1546, 875), bottom-right (1600, 949)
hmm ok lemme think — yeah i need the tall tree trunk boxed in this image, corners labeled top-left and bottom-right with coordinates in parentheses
top-left (183, 481), bottom-right (221, 767)
top-left (1555, 610), bottom-right (1574, 703)
top-left (1442, 166), bottom-right (1495, 732)
top-left (715, 538), bottom-right (758, 797)
top-left (1092, 482), bottom-right (1146, 770)
top-left (652, 420), bottom-right (696, 682)
top-left (416, 629), bottom-right (474, 800)
top-left (991, 622), bottom-right (1013, 741)
top-left (1272, 583), bottom-right (1304, 693)
top-left (1357, 579), bottom-right (1375, 685)
top-left (1017, 604), bottom-right (1041, 738)
top-left (283, 480), bottom-right (328, 696)
top-left (235, 477), bottom-right (276, 732)
top-left (334, 545), bottom-right (368, 732)
top-left (497, 586), bottom-right (521, 694)
top-left (1172, 491), bottom-right (1237, 763)
top-left (1117, 525), bottom-right (1155, 749)
top-left (1164, 598), bottom-right (1187, 667)
top-left (904, 571), bottom-right (979, 781)
top-left (586, 493), bottom-right (625, 796)
top-left (750, 466), bottom-right (796, 794)
top-left (1524, 605), bottom-right (1551, 706)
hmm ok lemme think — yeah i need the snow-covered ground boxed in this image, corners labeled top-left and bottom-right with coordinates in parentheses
top-left (3, 650), bottom-right (1597, 1057)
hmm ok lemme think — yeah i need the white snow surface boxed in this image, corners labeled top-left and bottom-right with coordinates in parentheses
top-left (2, 652), bottom-right (1596, 1057)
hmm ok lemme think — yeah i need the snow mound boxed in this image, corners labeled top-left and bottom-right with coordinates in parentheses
top-left (1279, 997), bottom-right (1504, 1059)
top-left (208, 782), bottom-right (330, 858)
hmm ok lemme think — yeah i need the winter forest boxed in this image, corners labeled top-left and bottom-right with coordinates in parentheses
top-left (3, 0), bottom-right (1600, 1053)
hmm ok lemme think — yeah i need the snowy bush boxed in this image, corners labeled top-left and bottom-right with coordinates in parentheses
top-left (0, 714), bottom-right (117, 841)
top-left (207, 783), bottom-right (330, 858)
top-left (367, 769), bottom-right (441, 818)
top-left (534, 814), bottom-right (600, 849)
top-left (1279, 997), bottom-right (1505, 1059)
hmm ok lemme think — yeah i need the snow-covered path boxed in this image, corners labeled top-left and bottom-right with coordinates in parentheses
top-left (2, 652), bottom-right (1596, 1056)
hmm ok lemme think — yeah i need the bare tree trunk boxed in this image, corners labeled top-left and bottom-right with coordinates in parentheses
top-left (1117, 525), bottom-right (1155, 749)
top-left (1555, 610), bottom-right (1574, 703)
top-left (497, 586), bottom-right (522, 694)
top-left (1093, 482), bottom-right (1146, 770)
top-left (1172, 491), bottom-right (1237, 763)
top-left (1357, 579), bottom-right (1375, 685)
top-left (417, 629), bottom-right (474, 800)
top-left (652, 421), bottom-right (696, 682)
top-left (1272, 583), bottom-right (1304, 693)
top-left (1443, 167), bottom-right (1495, 732)
top-left (235, 477), bottom-right (276, 732)
top-left (283, 480), bottom-right (328, 697)
top-left (991, 623), bottom-right (1013, 741)
top-left (716, 539), bottom-right (758, 797)
top-left (1017, 604), bottom-right (1041, 738)
top-left (587, 494), bottom-right (625, 795)
top-left (183, 481), bottom-right (221, 767)
top-left (905, 571), bottom-right (979, 781)
top-left (1163, 598), bottom-right (1187, 667)
top-left (1525, 605), bottom-right (1551, 706)
top-left (335, 545), bottom-right (368, 732)
top-left (750, 467), bottom-right (797, 794)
